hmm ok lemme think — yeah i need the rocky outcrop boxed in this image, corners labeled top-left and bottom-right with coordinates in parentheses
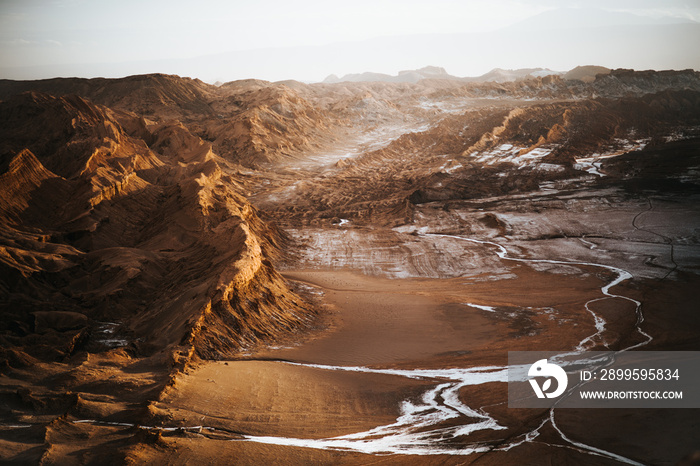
top-left (563, 65), bottom-right (611, 83)
top-left (0, 74), bottom-right (217, 122)
top-left (0, 91), bottom-right (312, 367)
top-left (201, 84), bottom-right (334, 166)
top-left (0, 75), bottom-right (338, 168)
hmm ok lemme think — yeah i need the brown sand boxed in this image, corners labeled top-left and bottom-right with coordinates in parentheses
top-left (143, 264), bottom-right (669, 464)
top-left (155, 360), bottom-right (433, 439)
top-left (258, 266), bottom-right (623, 367)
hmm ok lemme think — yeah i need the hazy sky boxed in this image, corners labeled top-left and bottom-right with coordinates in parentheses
top-left (1, 0), bottom-right (699, 82)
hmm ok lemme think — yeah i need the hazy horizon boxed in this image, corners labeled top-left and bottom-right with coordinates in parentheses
top-left (1, 0), bottom-right (699, 83)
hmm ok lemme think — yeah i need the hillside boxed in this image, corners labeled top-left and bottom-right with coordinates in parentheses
top-left (0, 91), bottom-right (314, 365)
top-left (0, 74), bottom-right (339, 168)
top-left (1, 69), bottom-right (700, 464)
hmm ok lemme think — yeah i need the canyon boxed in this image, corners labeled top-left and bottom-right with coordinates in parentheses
top-left (1, 68), bottom-right (700, 464)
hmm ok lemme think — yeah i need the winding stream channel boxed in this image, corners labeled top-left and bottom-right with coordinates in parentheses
top-left (231, 233), bottom-right (653, 463)
top-left (67, 228), bottom-right (654, 463)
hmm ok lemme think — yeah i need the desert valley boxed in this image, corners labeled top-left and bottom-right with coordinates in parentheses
top-left (1, 66), bottom-right (700, 464)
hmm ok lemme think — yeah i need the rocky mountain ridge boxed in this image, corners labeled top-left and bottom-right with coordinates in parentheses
top-left (0, 91), bottom-right (313, 369)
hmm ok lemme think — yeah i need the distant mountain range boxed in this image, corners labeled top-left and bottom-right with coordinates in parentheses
top-left (323, 66), bottom-right (456, 84)
top-left (322, 65), bottom-right (610, 84)
top-left (0, 7), bottom-right (697, 83)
